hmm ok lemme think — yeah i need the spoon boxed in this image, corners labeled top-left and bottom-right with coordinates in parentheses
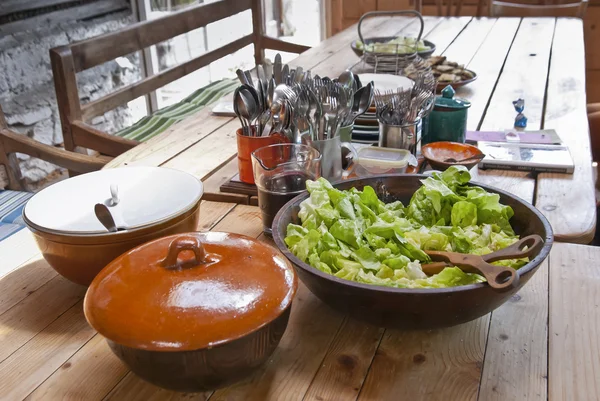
top-left (338, 70), bottom-right (355, 94)
top-left (346, 82), bottom-right (374, 125)
top-left (233, 87), bottom-right (247, 133)
top-left (94, 203), bottom-right (120, 233)
top-left (443, 153), bottom-right (486, 163)
top-left (237, 91), bottom-right (253, 135)
top-left (273, 54), bottom-right (282, 84)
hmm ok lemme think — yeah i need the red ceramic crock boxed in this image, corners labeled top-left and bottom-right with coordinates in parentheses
top-left (236, 127), bottom-right (288, 184)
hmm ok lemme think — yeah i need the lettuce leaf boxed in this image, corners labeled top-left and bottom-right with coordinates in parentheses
top-left (284, 172), bottom-right (524, 289)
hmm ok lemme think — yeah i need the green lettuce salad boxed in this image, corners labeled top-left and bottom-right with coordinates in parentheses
top-left (284, 166), bottom-right (527, 289)
top-left (356, 36), bottom-right (431, 54)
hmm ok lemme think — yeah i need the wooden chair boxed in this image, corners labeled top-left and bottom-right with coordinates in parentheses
top-left (0, 103), bottom-right (109, 240)
top-left (490, 0), bottom-right (588, 18)
top-left (432, 0), bottom-right (486, 17)
top-left (0, 104), bottom-right (108, 191)
top-left (50, 0), bottom-right (309, 173)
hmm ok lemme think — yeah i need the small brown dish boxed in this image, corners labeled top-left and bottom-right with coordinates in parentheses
top-left (84, 232), bottom-right (297, 392)
top-left (422, 141), bottom-right (485, 171)
top-left (23, 167), bottom-right (204, 286)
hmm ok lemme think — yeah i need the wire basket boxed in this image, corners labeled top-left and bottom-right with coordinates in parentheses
top-left (352, 10), bottom-right (434, 81)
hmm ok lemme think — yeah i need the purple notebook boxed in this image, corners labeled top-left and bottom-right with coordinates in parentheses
top-left (465, 130), bottom-right (561, 145)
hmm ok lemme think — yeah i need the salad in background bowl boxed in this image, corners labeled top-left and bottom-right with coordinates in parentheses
top-left (352, 36), bottom-right (436, 58)
top-left (272, 167), bottom-right (553, 329)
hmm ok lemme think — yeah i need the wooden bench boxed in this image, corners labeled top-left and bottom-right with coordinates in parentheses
top-left (50, 0), bottom-right (309, 174)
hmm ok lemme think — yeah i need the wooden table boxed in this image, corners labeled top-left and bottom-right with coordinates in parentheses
top-left (1, 201), bottom-right (599, 400)
top-left (105, 16), bottom-right (596, 244)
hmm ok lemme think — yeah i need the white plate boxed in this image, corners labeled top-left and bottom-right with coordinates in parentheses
top-left (358, 74), bottom-right (414, 92)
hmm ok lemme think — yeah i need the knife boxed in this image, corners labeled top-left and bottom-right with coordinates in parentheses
top-left (273, 54), bottom-right (282, 84)
top-left (257, 65), bottom-right (268, 106)
top-left (236, 69), bottom-right (248, 85)
top-left (244, 70), bottom-right (254, 88)
top-left (282, 64), bottom-right (289, 85)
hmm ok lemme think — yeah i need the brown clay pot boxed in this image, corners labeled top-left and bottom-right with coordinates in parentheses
top-left (84, 232), bottom-right (297, 392)
top-left (272, 174), bottom-right (554, 329)
top-left (22, 166), bottom-right (204, 286)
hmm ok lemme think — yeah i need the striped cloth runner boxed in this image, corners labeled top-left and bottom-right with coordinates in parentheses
top-left (0, 190), bottom-right (33, 225)
top-left (0, 223), bottom-right (24, 241)
top-left (0, 190), bottom-right (33, 241)
top-left (115, 79), bottom-right (238, 142)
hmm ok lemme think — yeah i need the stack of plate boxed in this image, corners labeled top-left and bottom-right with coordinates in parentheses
top-left (352, 74), bottom-right (414, 144)
top-left (352, 106), bottom-right (379, 144)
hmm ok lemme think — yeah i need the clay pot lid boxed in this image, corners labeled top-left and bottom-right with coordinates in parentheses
top-left (23, 167), bottom-right (203, 235)
top-left (83, 232), bottom-right (297, 351)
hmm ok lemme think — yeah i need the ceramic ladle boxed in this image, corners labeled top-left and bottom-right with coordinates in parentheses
top-left (94, 203), bottom-right (125, 232)
top-left (422, 234), bottom-right (544, 291)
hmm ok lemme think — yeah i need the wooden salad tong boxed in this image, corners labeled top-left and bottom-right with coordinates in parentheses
top-left (422, 234), bottom-right (544, 291)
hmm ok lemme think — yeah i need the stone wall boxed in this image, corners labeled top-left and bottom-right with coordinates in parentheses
top-left (0, 10), bottom-right (142, 190)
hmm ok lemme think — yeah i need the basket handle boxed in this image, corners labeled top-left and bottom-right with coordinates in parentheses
top-left (358, 10), bottom-right (425, 49)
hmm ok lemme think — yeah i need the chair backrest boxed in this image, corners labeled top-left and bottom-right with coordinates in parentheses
top-left (490, 0), bottom-right (588, 17)
top-left (50, 0), bottom-right (308, 158)
top-left (432, 0), bottom-right (486, 16)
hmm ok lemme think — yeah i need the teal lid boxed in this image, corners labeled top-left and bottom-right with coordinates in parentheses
top-left (434, 85), bottom-right (471, 110)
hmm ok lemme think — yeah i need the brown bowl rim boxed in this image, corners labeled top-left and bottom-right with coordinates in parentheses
top-left (422, 141), bottom-right (484, 168)
top-left (271, 174), bottom-right (554, 295)
top-left (23, 199), bottom-right (202, 243)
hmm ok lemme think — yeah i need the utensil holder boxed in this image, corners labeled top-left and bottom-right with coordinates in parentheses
top-left (236, 127), bottom-right (288, 184)
top-left (337, 124), bottom-right (354, 143)
top-left (378, 119), bottom-right (422, 156)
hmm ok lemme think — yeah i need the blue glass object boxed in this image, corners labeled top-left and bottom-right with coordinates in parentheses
top-left (513, 98), bottom-right (527, 128)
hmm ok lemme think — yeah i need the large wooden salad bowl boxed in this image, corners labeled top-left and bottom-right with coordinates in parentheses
top-left (272, 175), bottom-right (553, 329)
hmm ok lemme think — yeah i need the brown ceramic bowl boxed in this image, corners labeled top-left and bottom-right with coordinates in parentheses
top-left (422, 141), bottom-right (485, 171)
top-left (23, 166), bottom-right (205, 286)
top-left (85, 232), bottom-right (297, 392)
top-left (272, 175), bottom-right (553, 329)
top-left (25, 203), bottom-right (200, 286)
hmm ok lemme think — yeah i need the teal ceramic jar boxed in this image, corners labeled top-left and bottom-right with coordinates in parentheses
top-left (422, 85), bottom-right (471, 145)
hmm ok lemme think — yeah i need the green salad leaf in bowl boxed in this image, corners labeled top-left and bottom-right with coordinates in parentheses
top-left (284, 166), bottom-right (528, 289)
top-left (355, 36), bottom-right (431, 54)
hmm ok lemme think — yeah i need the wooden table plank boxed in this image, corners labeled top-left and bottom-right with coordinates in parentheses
top-left (105, 106), bottom-right (234, 169)
top-left (549, 243), bottom-right (600, 400)
top-left (440, 18), bottom-right (497, 67)
top-left (423, 17), bottom-right (473, 56)
top-left (25, 335), bottom-right (128, 401)
top-left (536, 18), bottom-right (596, 244)
top-left (357, 318), bottom-right (488, 401)
top-left (470, 18), bottom-right (556, 204)
top-left (302, 318), bottom-right (384, 401)
top-left (0, 276), bottom-right (85, 363)
top-left (160, 119), bottom-right (238, 181)
top-left (0, 301), bottom-right (94, 401)
top-left (0, 256), bottom-right (57, 316)
top-left (461, 18), bottom-right (521, 131)
top-left (0, 229), bottom-right (42, 278)
top-left (478, 260), bottom-right (549, 400)
top-left (201, 157), bottom-right (250, 204)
